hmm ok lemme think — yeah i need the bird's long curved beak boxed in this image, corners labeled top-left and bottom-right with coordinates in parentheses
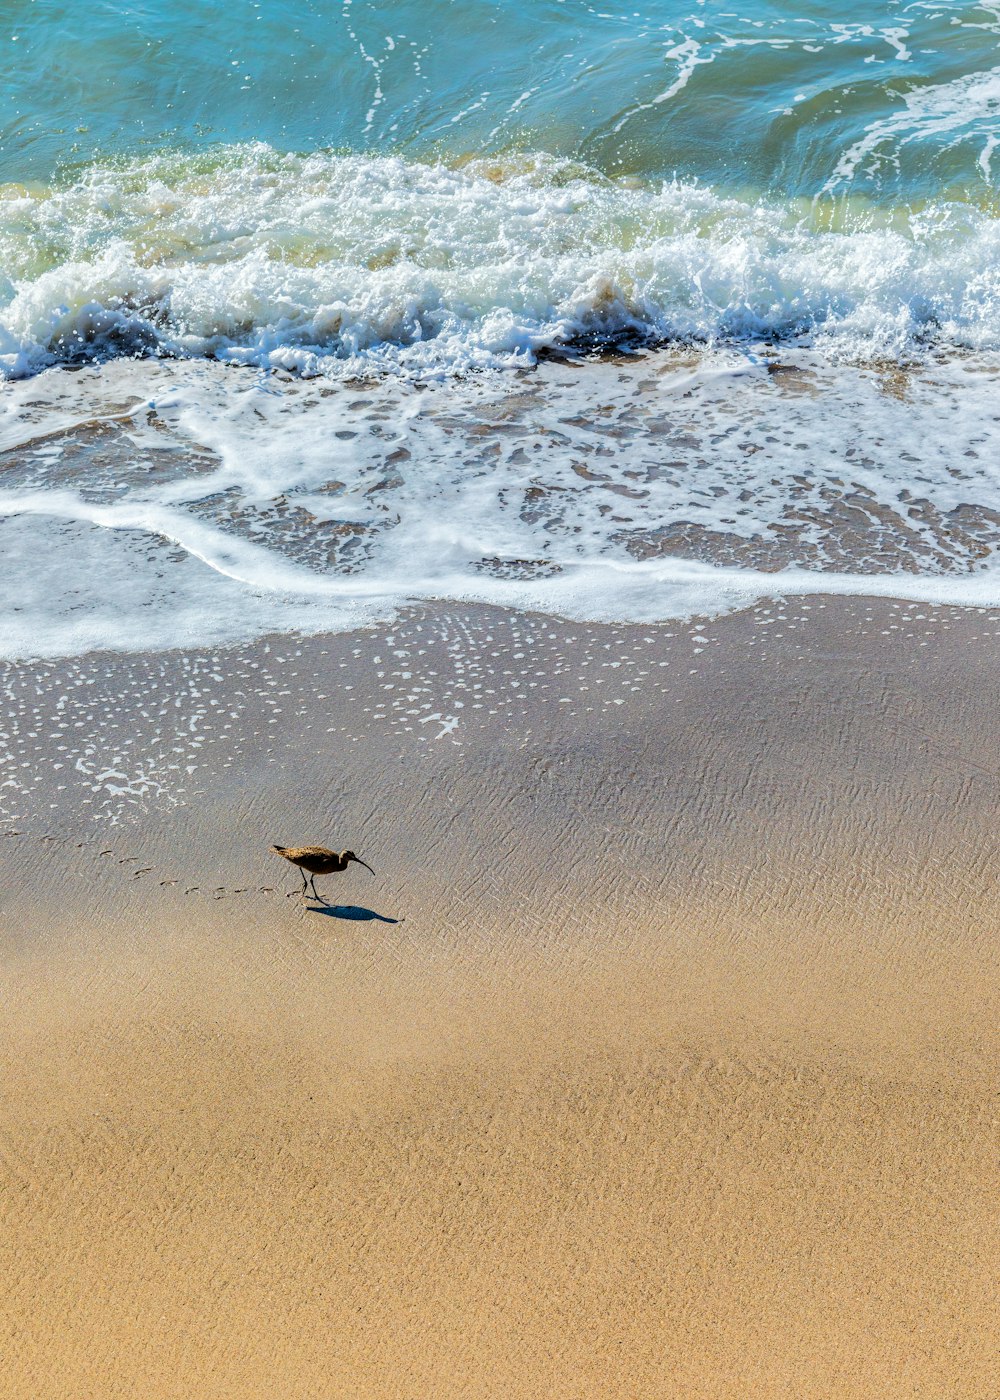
top-left (354, 857), bottom-right (375, 876)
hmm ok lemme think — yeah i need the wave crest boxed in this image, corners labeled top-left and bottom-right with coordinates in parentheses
top-left (2, 147), bottom-right (1000, 377)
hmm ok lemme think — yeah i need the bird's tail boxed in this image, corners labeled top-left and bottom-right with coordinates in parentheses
top-left (270, 844), bottom-right (287, 855)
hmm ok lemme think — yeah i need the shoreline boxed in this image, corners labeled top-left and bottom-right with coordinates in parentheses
top-left (2, 596), bottom-right (997, 1397)
top-left (4, 347), bottom-right (1000, 665)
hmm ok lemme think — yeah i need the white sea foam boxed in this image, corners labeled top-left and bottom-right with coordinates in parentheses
top-left (2, 148), bottom-right (1000, 381)
top-left (3, 504), bottom-right (999, 663)
top-left (823, 66), bottom-right (1000, 193)
top-left (2, 351), bottom-right (999, 660)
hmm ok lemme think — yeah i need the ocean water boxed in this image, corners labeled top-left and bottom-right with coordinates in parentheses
top-left (2, 0), bottom-right (1000, 656)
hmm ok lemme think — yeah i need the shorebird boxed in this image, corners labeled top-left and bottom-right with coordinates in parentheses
top-left (270, 844), bottom-right (375, 901)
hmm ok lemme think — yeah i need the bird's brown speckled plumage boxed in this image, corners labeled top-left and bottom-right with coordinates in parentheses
top-left (271, 844), bottom-right (374, 899)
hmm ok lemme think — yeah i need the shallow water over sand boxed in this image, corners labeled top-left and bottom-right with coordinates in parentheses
top-left (1, 350), bottom-right (999, 658)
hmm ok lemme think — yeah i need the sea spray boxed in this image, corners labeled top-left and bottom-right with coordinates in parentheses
top-left (3, 149), bottom-right (1000, 379)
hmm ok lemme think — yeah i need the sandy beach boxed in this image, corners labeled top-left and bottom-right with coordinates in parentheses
top-left (1, 594), bottom-right (997, 1398)
top-left (5, 0), bottom-right (1000, 1392)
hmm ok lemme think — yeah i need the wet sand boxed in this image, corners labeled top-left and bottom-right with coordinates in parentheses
top-left (1, 596), bottom-right (997, 1398)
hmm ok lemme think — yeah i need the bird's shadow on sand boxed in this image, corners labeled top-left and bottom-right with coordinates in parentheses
top-left (308, 902), bottom-right (403, 924)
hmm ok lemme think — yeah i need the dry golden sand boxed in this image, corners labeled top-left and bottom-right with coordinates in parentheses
top-left (1, 597), bottom-right (997, 1398)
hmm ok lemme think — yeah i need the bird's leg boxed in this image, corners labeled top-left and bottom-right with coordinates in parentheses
top-left (300, 868), bottom-right (308, 897)
top-left (309, 874), bottom-right (320, 901)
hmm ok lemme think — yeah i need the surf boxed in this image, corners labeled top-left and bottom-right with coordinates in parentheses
top-left (3, 147), bottom-right (1000, 380)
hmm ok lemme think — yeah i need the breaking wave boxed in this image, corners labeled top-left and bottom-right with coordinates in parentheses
top-left (3, 147), bottom-right (1000, 379)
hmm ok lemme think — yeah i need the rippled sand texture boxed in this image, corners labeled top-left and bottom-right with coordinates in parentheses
top-left (1, 599), bottom-right (997, 1399)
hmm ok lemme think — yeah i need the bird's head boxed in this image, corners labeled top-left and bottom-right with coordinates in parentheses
top-left (343, 850), bottom-right (375, 875)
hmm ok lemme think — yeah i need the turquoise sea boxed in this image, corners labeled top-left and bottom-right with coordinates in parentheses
top-left (5, 0), bottom-right (1000, 195)
top-left (1, 1), bottom-right (999, 658)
